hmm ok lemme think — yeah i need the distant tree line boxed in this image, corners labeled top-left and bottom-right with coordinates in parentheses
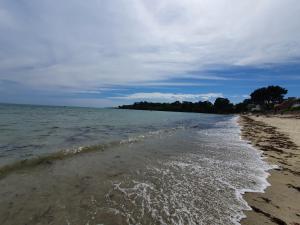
top-left (119, 86), bottom-right (293, 114)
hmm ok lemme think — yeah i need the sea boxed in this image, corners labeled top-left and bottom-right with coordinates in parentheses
top-left (0, 103), bottom-right (272, 225)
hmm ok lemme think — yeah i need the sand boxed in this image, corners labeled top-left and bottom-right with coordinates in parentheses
top-left (239, 115), bottom-right (300, 225)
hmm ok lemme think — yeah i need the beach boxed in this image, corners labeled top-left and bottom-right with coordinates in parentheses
top-left (2, 104), bottom-right (299, 224)
top-left (239, 115), bottom-right (300, 225)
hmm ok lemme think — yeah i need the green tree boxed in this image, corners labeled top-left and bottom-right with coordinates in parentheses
top-left (213, 98), bottom-right (234, 114)
top-left (250, 86), bottom-right (287, 105)
top-left (196, 101), bottom-right (213, 113)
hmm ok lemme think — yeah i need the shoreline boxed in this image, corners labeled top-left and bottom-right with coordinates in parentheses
top-left (0, 113), bottom-right (271, 225)
top-left (239, 115), bottom-right (300, 225)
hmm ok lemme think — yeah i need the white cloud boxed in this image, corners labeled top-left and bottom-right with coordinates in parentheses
top-left (0, 0), bottom-right (299, 92)
top-left (112, 92), bottom-right (223, 102)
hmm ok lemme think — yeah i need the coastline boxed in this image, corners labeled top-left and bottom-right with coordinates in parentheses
top-left (239, 115), bottom-right (300, 225)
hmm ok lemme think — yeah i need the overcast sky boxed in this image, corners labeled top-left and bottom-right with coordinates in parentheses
top-left (0, 0), bottom-right (299, 107)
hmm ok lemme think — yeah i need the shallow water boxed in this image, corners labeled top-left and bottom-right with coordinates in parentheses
top-left (0, 104), bottom-right (272, 225)
top-left (0, 104), bottom-right (210, 167)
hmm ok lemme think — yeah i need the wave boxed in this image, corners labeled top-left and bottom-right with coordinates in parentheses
top-left (0, 126), bottom-right (183, 179)
top-left (102, 117), bottom-right (274, 225)
top-left (105, 153), bottom-right (272, 225)
top-left (234, 115), bottom-right (277, 224)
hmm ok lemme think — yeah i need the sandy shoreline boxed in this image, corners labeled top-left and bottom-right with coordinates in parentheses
top-left (239, 115), bottom-right (300, 225)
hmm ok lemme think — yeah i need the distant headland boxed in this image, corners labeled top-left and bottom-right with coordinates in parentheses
top-left (119, 86), bottom-right (300, 114)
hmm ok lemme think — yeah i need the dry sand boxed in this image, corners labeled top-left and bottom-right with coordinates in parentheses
top-left (239, 115), bottom-right (300, 225)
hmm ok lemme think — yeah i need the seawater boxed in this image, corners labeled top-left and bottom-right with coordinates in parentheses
top-left (0, 104), bottom-right (206, 167)
top-left (0, 104), bottom-right (272, 225)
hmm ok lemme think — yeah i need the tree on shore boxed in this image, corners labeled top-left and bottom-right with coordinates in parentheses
top-left (118, 85), bottom-right (292, 114)
top-left (213, 98), bottom-right (234, 114)
top-left (234, 99), bottom-right (251, 113)
top-left (250, 86), bottom-right (287, 105)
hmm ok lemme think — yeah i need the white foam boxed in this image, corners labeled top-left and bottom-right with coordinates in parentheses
top-left (103, 115), bottom-right (277, 225)
top-left (233, 115), bottom-right (276, 224)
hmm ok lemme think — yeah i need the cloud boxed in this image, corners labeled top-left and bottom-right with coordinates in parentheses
top-left (0, 0), bottom-right (300, 92)
top-left (0, 0), bottom-right (299, 107)
top-left (111, 92), bottom-right (223, 102)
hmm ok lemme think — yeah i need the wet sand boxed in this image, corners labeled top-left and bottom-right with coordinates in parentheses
top-left (239, 115), bottom-right (300, 225)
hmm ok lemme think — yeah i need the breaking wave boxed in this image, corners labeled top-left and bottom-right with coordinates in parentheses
top-left (0, 126), bottom-right (184, 178)
top-left (101, 116), bottom-right (274, 225)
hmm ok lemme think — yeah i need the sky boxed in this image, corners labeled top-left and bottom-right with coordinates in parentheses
top-left (0, 0), bottom-right (300, 107)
